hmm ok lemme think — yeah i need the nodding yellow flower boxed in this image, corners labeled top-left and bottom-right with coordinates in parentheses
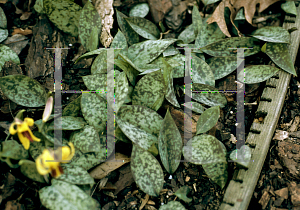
top-left (9, 118), bottom-right (41, 150)
top-left (36, 142), bottom-right (75, 178)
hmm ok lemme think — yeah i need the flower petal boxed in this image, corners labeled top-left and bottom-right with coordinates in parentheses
top-left (62, 142), bottom-right (75, 161)
top-left (18, 132), bottom-right (30, 150)
top-left (36, 156), bottom-right (51, 175)
top-left (24, 118), bottom-right (34, 126)
top-left (9, 122), bottom-right (17, 135)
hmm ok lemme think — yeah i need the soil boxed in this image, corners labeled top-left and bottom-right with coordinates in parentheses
top-left (0, 0), bottom-right (300, 210)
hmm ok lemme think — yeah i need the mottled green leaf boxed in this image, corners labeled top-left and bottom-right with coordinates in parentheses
top-left (115, 105), bottom-right (163, 150)
top-left (29, 132), bottom-right (47, 160)
top-left (46, 116), bottom-right (86, 131)
top-left (82, 74), bottom-right (107, 99)
top-left (238, 65), bottom-right (280, 84)
top-left (174, 186), bottom-right (192, 202)
top-left (19, 160), bottom-right (45, 183)
top-left (115, 58), bottom-right (139, 86)
top-left (234, 8), bottom-right (245, 20)
top-left (127, 39), bottom-right (177, 68)
top-left (192, 54), bottom-right (215, 86)
top-left (75, 48), bottom-right (106, 64)
top-left (129, 3), bottom-right (149, 18)
top-left (159, 201), bottom-right (186, 210)
top-left (39, 179), bottom-right (99, 210)
top-left (0, 44), bottom-right (20, 72)
top-left (58, 165), bottom-right (95, 186)
top-left (159, 108), bottom-right (182, 174)
top-left (132, 70), bottom-right (165, 111)
top-left (79, 1), bottom-right (101, 51)
top-left (81, 93), bottom-right (107, 133)
top-left (163, 45), bottom-right (179, 57)
top-left (251, 26), bottom-right (290, 43)
top-left (116, 10), bottom-right (139, 45)
top-left (192, 5), bottom-right (202, 37)
top-left (115, 72), bottom-right (129, 113)
top-left (206, 56), bottom-right (242, 80)
top-left (69, 148), bottom-right (105, 170)
top-left (0, 140), bottom-right (29, 160)
top-left (125, 17), bottom-right (160, 40)
top-left (0, 7), bottom-right (7, 29)
top-left (111, 30), bottom-right (128, 58)
top-left (195, 20), bottom-right (225, 49)
top-left (201, 37), bottom-right (261, 57)
top-left (43, 0), bottom-right (81, 37)
top-left (229, 145), bottom-right (252, 168)
top-left (281, 1), bottom-right (297, 16)
top-left (182, 101), bottom-right (206, 114)
top-left (202, 160), bottom-right (228, 188)
top-left (131, 144), bottom-right (164, 196)
top-left (178, 24), bottom-right (195, 44)
top-left (33, 0), bottom-right (43, 13)
top-left (91, 51), bottom-right (107, 75)
top-left (183, 134), bottom-right (226, 165)
top-left (192, 84), bottom-right (227, 108)
top-left (196, 106), bottom-right (220, 134)
top-left (265, 42), bottom-right (296, 76)
top-left (201, 0), bottom-right (220, 6)
top-left (62, 95), bottom-right (82, 117)
top-left (0, 75), bottom-right (46, 107)
top-left (162, 59), bottom-right (180, 107)
top-left (0, 29), bottom-right (8, 43)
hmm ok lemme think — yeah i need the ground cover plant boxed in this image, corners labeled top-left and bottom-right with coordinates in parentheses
top-left (0, 0), bottom-right (299, 209)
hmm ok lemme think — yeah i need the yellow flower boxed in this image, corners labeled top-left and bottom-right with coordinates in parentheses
top-left (36, 142), bottom-right (75, 178)
top-left (9, 118), bottom-right (41, 150)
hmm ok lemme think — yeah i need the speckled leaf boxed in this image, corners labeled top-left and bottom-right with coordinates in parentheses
top-left (163, 45), bottom-right (179, 57)
top-left (131, 144), bottom-right (164, 196)
top-left (75, 48), bottom-right (106, 64)
top-left (201, 0), bottom-right (220, 6)
top-left (251, 26), bottom-right (290, 43)
top-left (159, 201), bottom-right (186, 210)
top-left (174, 186), bottom-right (192, 202)
top-left (33, 0), bottom-right (43, 13)
top-left (182, 101), bottom-right (206, 114)
top-left (159, 108), bottom-right (182, 174)
top-left (39, 179), bottom-right (99, 210)
top-left (192, 5), bottom-right (202, 37)
top-left (114, 58), bottom-right (139, 85)
top-left (192, 85), bottom-right (227, 108)
top-left (206, 56), bottom-right (242, 80)
top-left (265, 42), bottom-right (296, 76)
top-left (178, 24), bottom-right (195, 44)
top-left (0, 75), bottom-right (46, 107)
top-left (0, 29), bottom-right (8, 43)
top-left (0, 140), bottom-right (29, 160)
top-left (196, 106), bottom-right (220, 134)
top-left (229, 145), bottom-right (252, 168)
top-left (115, 105), bottom-right (163, 150)
top-left (62, 95), bottom-right (82, 117)
top-left (195, 20), bottom-right (225, 49)
top-left (116, 10), bottom-right (139, 45)
top-left (0, 44), bottom-right (20, 72)
top-left (79, 1), bottom-right (101, 51)
top-left (29, 133), bottom-right (46, 160)
top-left (129, 3), bottom-right (149, 18)
top-left (43, 0), bottom-right (82, 37)
top-left (127, 39), bottom-right (177, 68)
top-left (58, 165), bottom-right (95, 186)
top-left (202, 160), bottom-right (228, 188)
top-left (182, 134), bottom-right (226, 165)
top-left (0, 7), bottom-right (7, 29)
top-left (46, 116), bottom-right (86, 131)
top-left (111, 30), bottom-right (128, 58)
top-left (69, 149), bottom-right (105, 170)
top-left (125, 17), bottom-right (160, 40)
top-left (238, 65), bottom-right (280, 84)
top-left (70, 125), bottom-right (101, 153)
top-left (281, 1), bottom-right (297, 16)
top-left (132, 70), bottom-right (165, 111)
top-left (201, 37), bottom-right (261, 57)
top-left (162, 59), bottom-right (180, 108)
top-left (81, 93), bottom-right (107, 133)
top-left (19, 160), bottom-right (45, 183)
top-left (192, 54), bottom-right (215, 86)
top-left (115, 71), bottom-right (129, 113)
top-left (82, 74), bottom-right (107, 99)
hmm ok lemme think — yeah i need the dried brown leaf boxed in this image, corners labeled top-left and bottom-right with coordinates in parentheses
top-left (11, 28), bottom-right (32, 36)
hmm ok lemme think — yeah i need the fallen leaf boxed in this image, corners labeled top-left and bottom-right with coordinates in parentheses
top-left (89, 153), bottom-right (130, 179)
top-left (275, 187), bottom-right (288, 199)
top-left (11, 28), bottom-right (32, 36)
top-left (147, 0), bottom-right (172, 23)
top-left (273, 130), bottom-right (289, 141)
top-left (93, 0), bottom-right (114, 47)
